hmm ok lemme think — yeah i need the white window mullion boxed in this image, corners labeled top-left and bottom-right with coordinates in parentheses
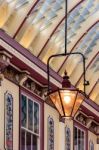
top-left (25, 131), bottom-right (26, 150)
top-left (27, 98), bottom-right (28, 129)
top-left (31, 134), bottom-right (32, 150)
top-left (38, 137), bottom-right (40, 150)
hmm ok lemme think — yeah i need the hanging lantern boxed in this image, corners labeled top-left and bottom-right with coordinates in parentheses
top-left (48, 71), bottom-right (85, 118)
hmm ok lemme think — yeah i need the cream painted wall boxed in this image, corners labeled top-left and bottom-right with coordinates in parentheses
top-left (95, 144), bottom-right (99, 150)
top-left (0, 78), bottom-right (19, 150)
top-left (0, 78), bottom-right (98, 150)
top-left (44, 103), bottom-right (74, 150)
top-left (44, 103), bottom-right (66, 150)
top-left (44, 103), bottom-right (59, 150)
top-left (88, 131), bottom-right (97, 150)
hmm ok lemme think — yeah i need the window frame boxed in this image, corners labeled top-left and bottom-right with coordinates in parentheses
top-left (74, 121), bottom-right (88, 150)
top-left (19, 88), bottom-right (44, 150)
top-left (21, 94), bottom-right (40, 135)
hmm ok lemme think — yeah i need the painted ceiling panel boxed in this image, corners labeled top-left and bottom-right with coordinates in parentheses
top-left (0, 0), bottom-right (99, 105)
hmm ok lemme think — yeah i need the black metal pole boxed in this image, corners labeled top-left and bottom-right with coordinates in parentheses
top-left (47, 0), bottom-right (86, 94)
top-left (65, 0), bottom-right (68, 54)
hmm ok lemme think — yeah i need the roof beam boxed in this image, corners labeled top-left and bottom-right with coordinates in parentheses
top-left (57, 21), bottom-right (98, 74)
top-left (37, 0), bottom-right (85, 58)
top-left (75, 52), bottom-right (99, 86)
top-left (13, 0), bottom-right (39, 38)
top-left (89, 79), bottom-right (99, 96)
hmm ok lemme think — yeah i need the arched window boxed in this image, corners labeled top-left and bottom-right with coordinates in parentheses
top-left (65, 126), bottom-right (71, 150)
top-left (89, 140), bottom-right (94, 150)
top-left (48, 116), bottom-right (54, 150)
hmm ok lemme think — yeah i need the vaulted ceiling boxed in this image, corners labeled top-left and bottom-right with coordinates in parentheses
top-left (0, 0), bottom-right (99, 105)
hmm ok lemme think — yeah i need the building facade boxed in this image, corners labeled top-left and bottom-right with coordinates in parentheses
top-left (0, 30), bottom-right (99, 150)
top-left (0, 0), bottom-right (99, 150)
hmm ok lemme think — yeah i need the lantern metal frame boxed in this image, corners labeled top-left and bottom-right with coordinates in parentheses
top-left (46, 0), bottom-right (89, 118)
top-left (47, 53), bottom-right (88, 118)
top-left (48, 88), bottom-right (83, 118)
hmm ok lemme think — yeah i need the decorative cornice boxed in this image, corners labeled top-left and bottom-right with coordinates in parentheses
top-left (23, 77), bottom-right (47, 99)
top-left (0, 50), bottom-right (12, 72)
top-left (3, 65), bottom-right (47, 99)
top-left (75, 111), bottom-right (99, 135)
top-left (0, 51), bottom-right (12, 85)
top-left (19, 70), bottom-right (30, 86)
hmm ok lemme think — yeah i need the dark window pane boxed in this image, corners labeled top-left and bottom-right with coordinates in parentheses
top-left (34, 102), bottom-right (39, 134)
top-left (32, 135), bottom-right (38, 150)
top-left (21, 129), bottom-right (25, 150)
top-left (82, 131), bottom-right (84, 150)
top-left (21, 95), bottom-right (27, 127)
top-left (26, 132), bottom-right (31, 150)
top-left (28, 99), bottom-right (33, 131)
top-left (78, 129), bottom-right (81, 150)
top-left (74, 127), bottom-right (86, 150)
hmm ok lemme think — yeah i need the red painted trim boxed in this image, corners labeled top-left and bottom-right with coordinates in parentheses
top-left (74, 121), bottom-right (88, 150)
top-left (37, 0), bottom-right (85, 58)
top-left (19, 87), bottom-right (21, 150)
top-left (89, 79), bottom-right (99, 96)
top-left (57, 21), bottom-right (98, 73)
top-left (13, 0), bottom-right (39, 38)
top-left (84, 98), bottom-right (99, 113)
top-left (75, 52), bottom-right (99, 86)
top-left (0, 29), bottom-right (62, 84)
top-left (20, 86), bottom-right (44, 103)
top-left (19, 87), bottom-right (44, 150)
top-left (81, 103), bottom-right (99, 122)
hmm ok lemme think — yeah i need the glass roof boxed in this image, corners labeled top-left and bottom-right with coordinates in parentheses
top-left (0, 0), bottom-right (99, 105)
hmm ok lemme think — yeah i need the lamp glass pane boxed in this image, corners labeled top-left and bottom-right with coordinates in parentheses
top-left (60, 90), bottom-right (78, 117)
top-left (72, 93), bottom-right (84, 117)
top-left (50, 91), bottom-right (64, 116)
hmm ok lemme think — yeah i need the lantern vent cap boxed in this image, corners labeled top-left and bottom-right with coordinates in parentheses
top-left (62, 71), bottom-right (71, 88)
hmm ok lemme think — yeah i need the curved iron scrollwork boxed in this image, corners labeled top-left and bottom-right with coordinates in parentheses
top-left (65, 126), bottom-right (71, 150)
top-left (48, 116), bottom-right (54, 150)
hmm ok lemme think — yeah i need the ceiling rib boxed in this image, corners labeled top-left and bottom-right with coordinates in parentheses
top-left (13, 0), bottom-right (40, 38)
top-left (75, 52), bottom-right (99, 87)
top-left (89, 79), bottom-right (99, 96)
top-left (57, 21), bottom-right (98, 73)
top-left (37, 0), bottom-right (85, 58)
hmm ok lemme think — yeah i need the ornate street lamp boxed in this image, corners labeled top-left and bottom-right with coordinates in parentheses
top-left (47, 0), bottom-right (89, 118)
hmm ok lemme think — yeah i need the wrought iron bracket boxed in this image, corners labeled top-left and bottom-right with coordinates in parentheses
top-left (47, 52), bottom-right (89, 95)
